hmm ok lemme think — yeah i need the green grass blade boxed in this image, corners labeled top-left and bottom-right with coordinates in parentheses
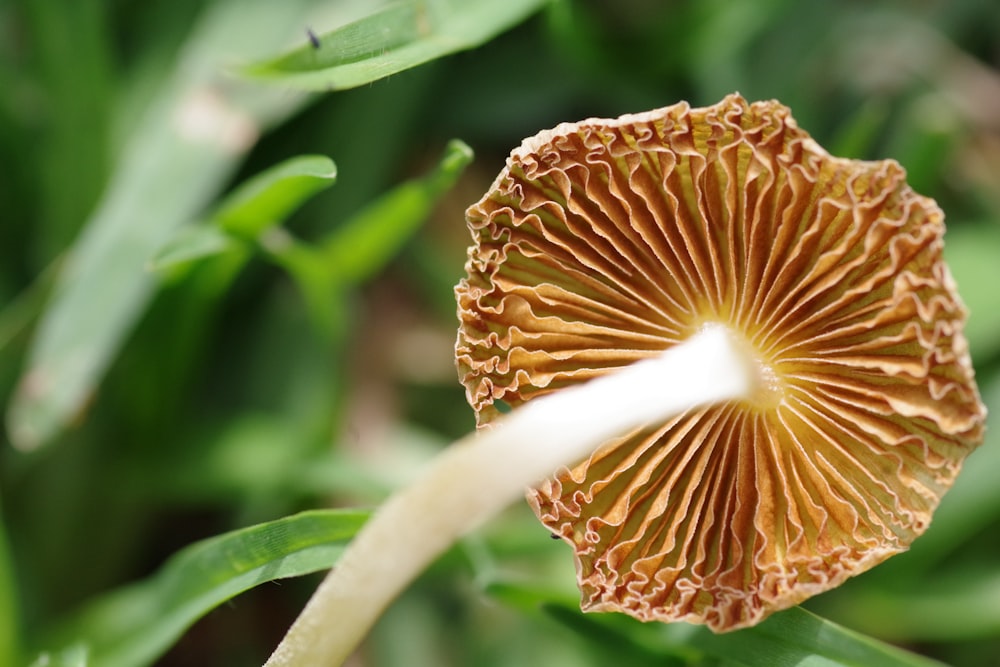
top-left (39, 509), bottom-right (369, 667)
top-left (149, 154), bottom-right (337, 271)
top-left (214, 155), bottom-right (336, 238)
top-left (147, 225), bottom-right (235, 272)
top-left (684, 606), bottom-right (945, 667)
top-left (6, 0), bottom-right (321, 451)
top-left (485, 579), bottom-right (943, 667)
top-left (243, 0), bottom-right (549, 90)
top-left (322, 139), bottom-right (473, 285)
top-left (260, 139), bottom-right (472, 334)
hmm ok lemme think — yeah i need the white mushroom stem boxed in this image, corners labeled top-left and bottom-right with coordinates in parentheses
top-left (264, 324), bottom-right (755, 667)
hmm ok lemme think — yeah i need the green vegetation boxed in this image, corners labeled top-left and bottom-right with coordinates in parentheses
top-left (2, 1), bottom-right (999, 665)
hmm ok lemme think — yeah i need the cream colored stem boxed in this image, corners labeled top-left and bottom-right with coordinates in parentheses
top-left (264, 325), bottom-right (754, 667)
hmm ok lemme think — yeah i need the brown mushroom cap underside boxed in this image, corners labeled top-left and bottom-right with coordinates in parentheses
top-left (454, 93), bottom-right (986, 631)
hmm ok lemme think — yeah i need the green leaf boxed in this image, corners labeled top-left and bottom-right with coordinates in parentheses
top-left (261, 139), bottom-right (472, 335)
top-left (39, 509), bottom-right (369, 667)
top-left (321, 138), bottom-right (473, 285)
top-left (147, 224), bottom-right (235, 271)
top-left (6, 0), bottom-right (323, 450)
top-left (682, 606), bottom-right (944, 667)
top-left (148, 154), bottom-right (336, 272)
top-left (213, 154), bottom-right (336, 238)
top-left (244, 0), bottom-right (549, 90)
top-left (485, 579), bottom-right (943, 667)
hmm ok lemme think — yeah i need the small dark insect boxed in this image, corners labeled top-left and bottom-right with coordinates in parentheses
top-left (550, 533), bottom-right (561, 540)
top-left (306, 28), bottom-right (320, 49)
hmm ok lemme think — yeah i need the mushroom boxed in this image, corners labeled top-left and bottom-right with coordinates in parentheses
top-left (455, 93), bottom-right (986, 631)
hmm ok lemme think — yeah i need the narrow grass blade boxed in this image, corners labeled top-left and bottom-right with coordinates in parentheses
top-left (685, 606), bottom-right (945, 667)
top-left (262, 140), bottom-right (472, 334)
top-left (321, 139), bottom-right (472, 285)
top-left (38, 509), bottom-right (369, 667)
top-left (486, 579), bottom-right (943, 667)
top-left (243, 0), bottom-right (548, 90)
top-left (149, 154), bottom-right (336, 271)
top-left (147, 225), bottom-right (235, 272)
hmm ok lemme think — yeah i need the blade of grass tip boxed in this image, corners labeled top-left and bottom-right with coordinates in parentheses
top-left (261, 140), bottom-right (472, 336)
top-left (39, 509), bottom-right (369, 667)
top-left (6, 0), bottom-right (322, 451)
top-left (213, 155), bottom-right (337, 239)
top-left (242, 0), bottom-right (549, 90)
top-left (24, 0), bottom-right (113, 263)
top-left (148, 154), bottom-right (337, 273)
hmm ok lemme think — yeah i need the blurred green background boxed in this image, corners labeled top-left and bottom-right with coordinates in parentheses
top-left (2, 0), bottom-right (1000, 665)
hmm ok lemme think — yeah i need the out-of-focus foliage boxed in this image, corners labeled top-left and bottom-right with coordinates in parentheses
top-left (1, 0), bottom-right (999, 665)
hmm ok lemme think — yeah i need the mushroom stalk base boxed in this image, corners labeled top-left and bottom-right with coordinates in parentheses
top-left (264, 325), bottom-right (754, 667)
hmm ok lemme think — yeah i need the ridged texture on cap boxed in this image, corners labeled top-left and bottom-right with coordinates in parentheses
top-left (455, 93), bottom-right (986, 631)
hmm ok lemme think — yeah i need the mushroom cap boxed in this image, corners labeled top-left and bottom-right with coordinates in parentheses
top-left (454, 94), bottom-right (986, 631)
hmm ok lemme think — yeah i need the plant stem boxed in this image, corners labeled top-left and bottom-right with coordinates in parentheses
top-left (264, 324), bottom-right (754, 667)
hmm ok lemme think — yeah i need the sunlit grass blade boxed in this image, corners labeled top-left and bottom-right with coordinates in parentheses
top-left (214, 155), bottom-right (336, 238)
top-left (243, 0), bottom-right (548, 90)
top-left (485, 579), bottom-right (944, 667)
top-left (321, 138), bottom-right (472, 284)
top-left (5, 0), bottom-right (321, 451)
top-left (37, 509), bottom-right (369, 667)
top-left (149, 154), bottom-right (336, 271)
top-left (685, 606), bottom-right (946, 667)
top-left (264, 139), bottom-right (473, 333)
top-left (147, 225), bottom-right (235, 272)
